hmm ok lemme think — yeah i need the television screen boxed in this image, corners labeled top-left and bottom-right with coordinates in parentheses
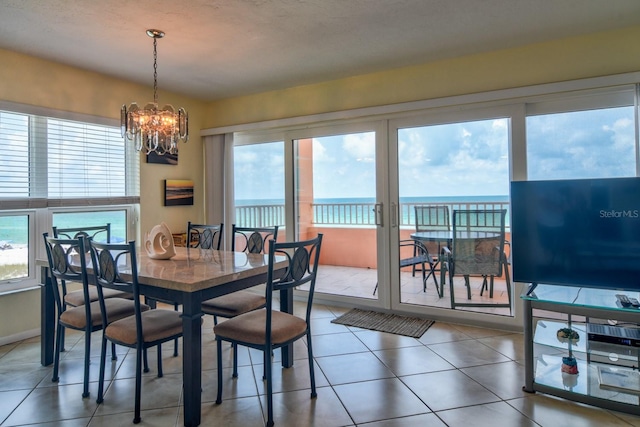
top-left (511, 177), bottom-right (640, 291)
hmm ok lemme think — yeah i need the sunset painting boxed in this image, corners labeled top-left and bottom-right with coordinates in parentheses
top-left (164, 179), bottom-right (194, 206)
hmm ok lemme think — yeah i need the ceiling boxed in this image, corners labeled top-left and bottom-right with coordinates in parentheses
top-left (1, 0), bottom-right (640, 102)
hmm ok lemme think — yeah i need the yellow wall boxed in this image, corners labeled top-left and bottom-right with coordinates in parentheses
top-left (204, 25), bottom-right (640, 128)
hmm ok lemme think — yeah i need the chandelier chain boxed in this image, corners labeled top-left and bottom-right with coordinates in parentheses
top-left (153, 37), bottom-right (158, 105)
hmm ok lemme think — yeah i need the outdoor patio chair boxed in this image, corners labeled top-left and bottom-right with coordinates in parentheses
top-left (441, 209), bottom-right (511, 309)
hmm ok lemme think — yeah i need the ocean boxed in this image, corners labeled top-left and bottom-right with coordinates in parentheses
top-left (1, 196), bottom-right (510, 244)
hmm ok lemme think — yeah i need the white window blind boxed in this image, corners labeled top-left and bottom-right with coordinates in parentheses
top-left (0, 109), bottom-right (139, 209)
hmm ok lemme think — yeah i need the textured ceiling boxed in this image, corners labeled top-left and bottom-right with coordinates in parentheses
top-left (1, 0), bottom-right (640, 101)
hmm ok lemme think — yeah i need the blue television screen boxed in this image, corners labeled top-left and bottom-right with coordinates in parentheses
top-left (511, 177), bottom-right (640, 291)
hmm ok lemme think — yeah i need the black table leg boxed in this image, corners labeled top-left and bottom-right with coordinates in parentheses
top-left (280, 288), bottom-right (293, 368)
top-left (181, 295), bottom-right (203, 427)
top-left (40, 266), bottom-right (55, 366)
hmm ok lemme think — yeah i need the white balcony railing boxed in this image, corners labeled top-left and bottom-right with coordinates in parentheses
top-left (236, 201), bottom-right (510, 228)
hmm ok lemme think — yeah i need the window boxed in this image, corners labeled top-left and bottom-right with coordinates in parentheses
top-left (526, 89), bottom-right (635, 180)
top-left (0, 107), bottom-right (139, 288)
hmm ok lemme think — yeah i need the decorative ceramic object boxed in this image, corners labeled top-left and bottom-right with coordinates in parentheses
top-left (144, 222), bottom-right (176, 259)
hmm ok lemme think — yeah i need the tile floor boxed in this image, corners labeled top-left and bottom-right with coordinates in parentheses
top-left (2, 302), bottom-right (640, 426)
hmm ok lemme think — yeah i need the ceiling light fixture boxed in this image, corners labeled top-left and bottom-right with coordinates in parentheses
top-left (121, 29), bottom-right (188, 155)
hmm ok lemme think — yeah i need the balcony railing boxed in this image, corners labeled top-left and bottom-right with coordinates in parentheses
top-left (236, 201), bottom-right (510, 228)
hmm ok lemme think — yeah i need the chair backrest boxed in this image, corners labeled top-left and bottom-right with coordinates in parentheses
top-left (52, 224), bottom-right (111, 243)
top-left (265, 234), bottom-right (323, 335)
top-left (231, 225), bottom-right (279, 254)
top-left (187, 222), bottom-right (223, 249)
top-left (451, 209), bottom-right (506, 276)
top-left (42, 232), bottom-right (90, 315)
top-left (415, 206), bottom-right (450, 232)
top-left (88, 240), bottom-right (144, 334)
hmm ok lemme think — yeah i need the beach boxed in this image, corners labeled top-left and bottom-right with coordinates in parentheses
top-left (0, 244), bottom-right (28, 265)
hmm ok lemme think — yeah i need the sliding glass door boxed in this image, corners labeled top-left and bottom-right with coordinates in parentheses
top-left (390, 109), bottom-right (513, 316)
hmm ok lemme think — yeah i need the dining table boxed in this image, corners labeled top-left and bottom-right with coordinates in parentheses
top-left (39, 246), bottom-right (289, 427)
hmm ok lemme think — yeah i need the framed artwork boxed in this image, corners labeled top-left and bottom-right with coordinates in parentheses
top-left (147, 151), bottom-right (178, 165)
top-left (164, 179), bottom-right (194, 206)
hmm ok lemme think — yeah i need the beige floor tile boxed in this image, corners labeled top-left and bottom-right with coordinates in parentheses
top-left (373, 345), bottom-right (455, 377)
top-left (252, 359), bottom-right (330, 395)
top-left (478, 332), bottom-right (526, 361)
top-left (507, 394), bottom-right (637, 427)
top-left (358, 413), bottom-right (447, 427)
top-left (202, 365), bottom-right (260, 402)
top-left (401, 370), bottom-right (500, 411)
top-left (261, 386), bottom-right (354, 427)
top-left (310, 332), bottom-right (369, 357)
top-left (198, 395), bottom-right (265, 427)
top-left (427, 339), bottom-right (511, 368)
top-left (333, 377), bottom-right (430, 424)
top-left (417, 322), bottom-right (475, 345)
top-left (89, 407), bottom-right (179, 427)
top-left (2, 383), bottom-right (99, 425)
top-left (354, 329), bottom-right (423, 351)
top-left (437, 401), bottom-right (538, 427)
top-left (315, 352), bottom-right (395, 385)
top-left (461, 360), bottom-right (528, 400)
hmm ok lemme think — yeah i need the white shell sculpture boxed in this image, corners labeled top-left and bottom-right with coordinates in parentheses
top-left (144, 222), bottom-right (176, 260)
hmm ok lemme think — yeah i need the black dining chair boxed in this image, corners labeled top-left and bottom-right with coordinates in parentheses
top-left (42, 233), bottom-right (139, 398)
top-left (90, 239), bottom-right (183, 424)
top-left (201, 225), bottom-right (278, 325)
top-left (187, 221), bottom-right (224, 249)
top-left (51, 224), bottom-right (132, 346)
top-left (214, 234), bottom-right (323, 427)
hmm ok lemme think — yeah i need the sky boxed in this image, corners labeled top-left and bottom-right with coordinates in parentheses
top-left (233, 106), bottom-right (635, 202)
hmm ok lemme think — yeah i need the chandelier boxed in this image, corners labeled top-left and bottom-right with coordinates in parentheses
top-left (121, 29), bottom-right (188, 155)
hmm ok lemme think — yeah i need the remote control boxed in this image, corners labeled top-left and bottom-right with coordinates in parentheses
top-left (616, 294), bottom-right (632, 307)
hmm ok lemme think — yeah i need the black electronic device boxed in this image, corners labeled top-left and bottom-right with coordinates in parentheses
top-left (587, 323), bottom-right (640, 348)
top-left (511, 177), bottom-right (640, 293)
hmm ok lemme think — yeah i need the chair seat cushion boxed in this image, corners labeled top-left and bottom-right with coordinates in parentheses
top-left (213, 309), bottom-right (307, 346)
top-left (201, 291), bottom-right (266, 318)
top-left (60, 298), bottom-right (144, 330)
top-left (105, 309), bottom-right (183, 346)
top-left (64, 285), bottom-right (133, 307)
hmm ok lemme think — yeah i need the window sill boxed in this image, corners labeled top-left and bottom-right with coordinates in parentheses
top-left (0, 279), bottom-right (40, 296)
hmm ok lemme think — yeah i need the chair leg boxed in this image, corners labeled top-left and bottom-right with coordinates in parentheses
top-left (307, 334), bottom-right (317, 398)
top-left (265, 345), bottom-right (274, 427)
top-left (133, 346), bottom-right (142, 424)
top-left (215, 339), bottom-right (223, 404)
top-left (52, 323), bottom-right (63, 383)
top-left (373, 282), bottom-right (378, 295)
top-left (143, 347), bottom-right (149, 373)
top-left (464, 275), bottom-right (472, 300)
top-left (82, 328), bottom-right (91, 398)
top-left (157, 343), bottom-right (164, 378)
top-left (96, 336), bottom-right (108, 404)
top-left (232, 343), bottom-right (238, 378)
top-left (111, 342), bottom-right (117, 361)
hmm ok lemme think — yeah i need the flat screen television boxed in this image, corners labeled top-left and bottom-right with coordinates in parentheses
top-left (511, 177), bottom-right (640, 293)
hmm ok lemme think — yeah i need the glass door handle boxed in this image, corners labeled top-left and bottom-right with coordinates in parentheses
top-left (373, 203), bottom-right (383, 227)
top-left (390, 202), bottom-right (398, 228)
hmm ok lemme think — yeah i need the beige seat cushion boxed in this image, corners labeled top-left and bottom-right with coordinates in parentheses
top-left (64, 285), bottom-right (132, 307)
top-left (59, 298), bottom-right (145, 330)
top-left (105, 309), bottom-right (183, 346)
top-left (213, 309), bottom-right (307, 346)
top-left (201, 291), bottom-right (266, 318)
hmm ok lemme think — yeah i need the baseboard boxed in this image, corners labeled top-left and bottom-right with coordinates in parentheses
top-left (0, 328), bottom-right (40, 346)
